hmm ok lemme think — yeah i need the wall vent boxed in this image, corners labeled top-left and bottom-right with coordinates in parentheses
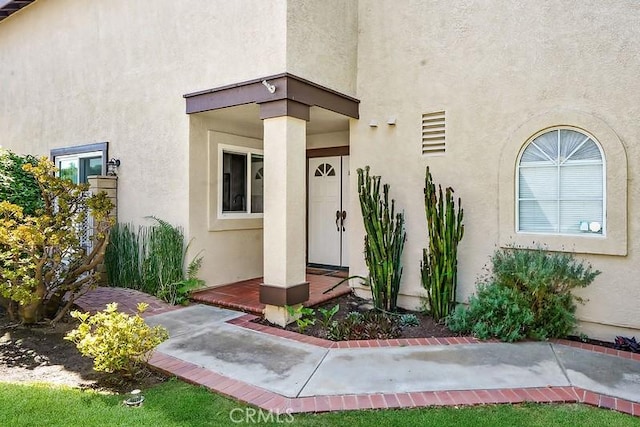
top-left (421, 111), bottom-right (446, 156)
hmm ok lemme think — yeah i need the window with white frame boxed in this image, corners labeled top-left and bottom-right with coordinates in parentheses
top-left (218, 144), bottom-right (263, 218)
top-left (51, 142), bottom-right (107, 184)
top-left (517, 128), bottom-right (604, 235)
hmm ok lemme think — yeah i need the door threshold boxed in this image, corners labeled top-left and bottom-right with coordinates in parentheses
top-left (307, 264), bottom-right (348, 271)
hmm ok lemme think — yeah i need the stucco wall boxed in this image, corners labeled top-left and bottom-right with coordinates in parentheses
top-left (286, 0), bottom-right (358, 96)
top-left (188, 115), bottom-right (265, 286)
top-left (0, 0), bottom-right (288, 229)
top-left (351, 0), bottom-right (640, 339)
top-left (307, 131), bottom-right (349, 149)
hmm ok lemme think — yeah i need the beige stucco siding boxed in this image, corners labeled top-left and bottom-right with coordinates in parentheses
top-left (286, 0), bottom-right (358, 96)
top-left (351, 0), bottom-right (640, 338)
top-left (188, 115), bottom-right (265, 286)
top-left (307, 131), bottom-right (349, 149)
top-left (0, 0), bottom-right (288, 229)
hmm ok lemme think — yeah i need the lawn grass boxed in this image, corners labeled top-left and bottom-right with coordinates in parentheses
top-left (0, 379), bottom-right (637, 427)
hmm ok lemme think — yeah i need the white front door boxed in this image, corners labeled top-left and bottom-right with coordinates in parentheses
top-left (308, 155), bottom-right (349, 267)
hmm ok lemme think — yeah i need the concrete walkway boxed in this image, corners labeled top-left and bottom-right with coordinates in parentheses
top-left (145, 304), bottom-right (640, 417)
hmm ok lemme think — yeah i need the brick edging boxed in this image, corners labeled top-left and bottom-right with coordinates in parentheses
top-left (227, 315), bottom-right (640, 363)
top-left (226, 314), bottom-right (495, 349)
top-left (148, 351), bottom-right (640, 417)
top-left (550, 339), bottom-right (640, 362)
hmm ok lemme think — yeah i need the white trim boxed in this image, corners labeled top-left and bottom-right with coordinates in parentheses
top-left (217, 143), bottom-right (264, 220)
top-left (55, 150), bottom-right (103, 163)
top-left (54, 150), bottom-right (104, 184)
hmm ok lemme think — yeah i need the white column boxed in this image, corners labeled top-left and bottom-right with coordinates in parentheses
top-left (261, 115), bottom-right (308, 325)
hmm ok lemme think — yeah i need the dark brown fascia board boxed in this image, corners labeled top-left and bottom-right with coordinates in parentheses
top-left (286, 76), bottom-right (359, 119)
top-left (185, 74), bottom-right (287, 114)
top-left (184, 73), bottom-right (359, 119)
top-left (306, 146), bottom-right (350, 158)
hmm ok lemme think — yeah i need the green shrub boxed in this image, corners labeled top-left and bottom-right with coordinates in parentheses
top-left (448, 248), bottom-right (600, 342)
top-left (0, 149), bottom-right (43, 216)
top-left (104, 218), bottom-right (204, 304)
top-left (140, 217), bottom-right (184, 296)
top-left (104, 222), bottom-right (141, 288)
top-left (346, 311), bottom-right (363, 322)
top-left (491, 248), bottom-right (599, 339)
top-left (285, 305), bottom-right (316, 333)
top-left (159, 256), bottom-right (205, 305)
top-left (399, 313), bottom-right (420, 327)
top-left (317, 304), bottom-right (340, 328)
top-left (447, 283), bottom-right (534, 342)
top-left (0, 157), bottom-right (113, 324)
top-left (65, 302), bottom-right (168, 377)
top-left (327, 311), bottom-right (400, 341)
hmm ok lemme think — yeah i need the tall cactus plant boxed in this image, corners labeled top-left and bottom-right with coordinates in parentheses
top-left (357, 166), bottom-right (406, 312)
top-left (421, 166), bottom-right (464, 321)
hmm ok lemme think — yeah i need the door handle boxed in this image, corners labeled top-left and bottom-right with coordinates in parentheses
top-left (335, 210), bottom-right (341, 231)
top-left (341, 210), bottom-right (347, 231)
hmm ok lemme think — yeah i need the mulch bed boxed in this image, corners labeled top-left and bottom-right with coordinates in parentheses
top-left (256, 292), bottom-right (640, 355)
top-left (256, 292), bottom-right (457, 340)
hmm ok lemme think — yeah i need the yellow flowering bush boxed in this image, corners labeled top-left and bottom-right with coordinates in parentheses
top-left (65, 302), bottom-right (169, 377)
top-left (0, 157), bottom-right (113, 323)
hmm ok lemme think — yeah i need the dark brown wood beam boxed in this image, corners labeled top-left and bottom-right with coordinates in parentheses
top-left (184, 73), bottom-right (359, 119)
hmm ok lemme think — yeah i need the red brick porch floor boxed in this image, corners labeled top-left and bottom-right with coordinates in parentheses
top-left (191, 270), bottom-right (351, 314)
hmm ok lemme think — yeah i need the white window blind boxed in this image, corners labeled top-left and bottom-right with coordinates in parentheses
top-left (517, 129), bottom-right (604, 235)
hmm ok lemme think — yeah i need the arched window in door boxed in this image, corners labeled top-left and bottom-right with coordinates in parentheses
top-left (314, 163), bottom-right (336, 177)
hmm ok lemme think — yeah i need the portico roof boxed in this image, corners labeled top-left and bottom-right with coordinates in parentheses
top-left (184, 73), bottom-right (359, 120)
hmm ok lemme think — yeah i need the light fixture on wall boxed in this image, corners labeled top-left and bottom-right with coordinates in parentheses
top-left (262, 80), bottom-right (276, 94)
top-left (369, 119), bottom-right (378, 127)
top-left (106, 158), bottom-right (121, 176)
top-left (387, 116), bottom-right (397, 126)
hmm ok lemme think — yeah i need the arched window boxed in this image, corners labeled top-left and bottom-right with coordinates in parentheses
top-left (517, 128), bottom-right (604, 235)
top-left (314, 163), bottom-right (336, 177)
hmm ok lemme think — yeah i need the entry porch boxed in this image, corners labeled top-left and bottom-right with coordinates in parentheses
top-left (185, 73), bottom-right (359, 325)
top-left (191, 270), bottom-right (350, 315)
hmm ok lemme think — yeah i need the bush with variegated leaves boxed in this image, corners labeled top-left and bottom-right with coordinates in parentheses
top-left (0, 156), bottom-right (114, 324)
top-left (65, 302), bottom-right (168, 377)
